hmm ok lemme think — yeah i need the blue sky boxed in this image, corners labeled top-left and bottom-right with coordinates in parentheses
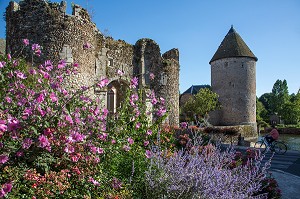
top-left (0, 0), bottom-right (299, 97)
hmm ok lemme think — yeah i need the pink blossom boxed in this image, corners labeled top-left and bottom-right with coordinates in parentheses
top-left (89, 177), bottom-right (100, 186)
top-left (144, 140), bottom-right (149, 146)
top-left (69, 132), bottom-right (85, 142)
top-left (49, 92), bottom-right (58, 102)
top-left (7, 54), bottom-right (11, 60)
top-left (102, 108), bottom-right (109, 116)
top-left (94, 157), bottom-right (100, 163)
top-left (151, 97), bottom-right (158, 105)
top-left (111, 177), bottom-right (122, 190)
top-left (180, 122), bottom-right (188, 129)
top-left (39, 70), bottom-right (50, 79)
top-left (43, 128), bottom-right (54, 136)
top-left (160, 97), bottom-right (165, 105)
top-left (29, 68), bottom-right (37, 75)
top-left (16, 151), bottom-right (24, 157)
top-left (0, 120), bottom-right (7, 133)
top-left (7, 118), bottom-right (20, 131)
top-left (83, 42), bottom-right (92, 49)
top-left (0, 182), bottom-right (13, 197)
top-left (37, 106), bottom-right (46, 117)
top-left (22, 138), bottom-right (33, 149)
top-left (90, 146), bottom-right (104, 154)
top-left (156, 107), bottom-right (166, 117)
top-left (149, 73), bottom-right (155, 80)
top-left (130, 77), bottom-right (138, 88)
top-left (32, 44), bottom-right (41, 56)
top-left (145, 150), bottom-right (152, 158)
top-left (38, 135), bottom-right (50, 148)
top-left (93, 107), bottom-right (100, 116)
top-left (5, 97), bottom-right (12, 103)
top-left (130, 94), bottom-right (138, 106)
top-left (97, 78), bottom-right (109, 88)
top-left (0, 155), bottom-right (9, 164)
top-left (23, 38), bottom-right (29, 46)
top-left (111, 139), bottom-right (116, 144)
top-left (16, 71), bottom-right (27, 79)
top-left (44, 60), bottom-right (53, 71)
top-left (13, 60), bottom-right (19, 66)
top-left (64, 144), bottom-right (75, 153)
top-left (135, 109), bottom-right (140, 117)
top-left (70, 153), bottom-right (81, 162)
top-left (123, 145), bottom-right (131, 152)
top-left (127, 137), bottom-right (134, 145)
top-left (65, 115), bottom-right (73, 125)
top-left (57, 60), bottom-right (66, 69)
top-left (146, 129), bottom-right (152, 135)
top-left (0, 61), bottom-right (5, 68)
top-left (98, 133), bottom-right (108, 141)
top-left (22, 108), bottom-right (33, 120)
top-left (36, 93), bottom-right (45, 103)
top-left (117, 69), bottom-right (124, 76)
top-left (136, 122), bottom-right (141, 129)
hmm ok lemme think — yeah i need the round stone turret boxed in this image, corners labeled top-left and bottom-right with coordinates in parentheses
top-left (209, 26), bottom-right (257, 127)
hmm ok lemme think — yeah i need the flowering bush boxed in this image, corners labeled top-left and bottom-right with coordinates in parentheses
top-left (0, 40), bottom-right (170, 198)
top-left (145, 137), bottom-right (272, 199)
top-left (233, 149), bottom-right (282, 198)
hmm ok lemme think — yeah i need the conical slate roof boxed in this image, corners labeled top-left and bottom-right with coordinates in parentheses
top-left (209, 26), bottom-right (257, 64)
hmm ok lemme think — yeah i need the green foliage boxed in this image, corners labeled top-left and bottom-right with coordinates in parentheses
top-left (258, 80), bottom-right (300, 125)
top-left (270, 79), bottom-right (290, 114)
top-left (181, 88), bottom-right (220, 122)
top-left (256, 97), bottom-right (268, 122)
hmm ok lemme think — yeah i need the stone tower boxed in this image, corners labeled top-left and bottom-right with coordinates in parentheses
top-left (209, 26), bottom-right (257, 129)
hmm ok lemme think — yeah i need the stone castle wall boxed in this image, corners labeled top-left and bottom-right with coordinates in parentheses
top-left (210, 57), bottom-right (256, 126)
top-left (5, 0), bottom-right (180, 126)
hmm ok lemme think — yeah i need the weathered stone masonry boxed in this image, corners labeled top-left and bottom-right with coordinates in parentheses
top-left (6, 0), bottom-right (180, 125)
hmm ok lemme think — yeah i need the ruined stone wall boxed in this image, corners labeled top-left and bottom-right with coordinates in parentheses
top-left (104, 38), bottom-right (134, 81)
top-left (134, 39), bottom-right (180, 126)
top-left (0, 39), bottom-right (5, 55)
top-left (5, 0), bottom-right (180, 126)
top-left (210, 57), bottom-right (256, 126)
top-left (6, 0), bottom-right (99, 90)
top-left (162, 49), bottom-right (180, 125)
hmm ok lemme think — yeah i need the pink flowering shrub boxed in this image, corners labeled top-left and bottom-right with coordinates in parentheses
top-left (0, 41), bottom-right (171, 198)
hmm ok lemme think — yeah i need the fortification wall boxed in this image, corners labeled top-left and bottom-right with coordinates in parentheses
top-left (162, 49), bottom-right (180, 125)
top-left (5, 0), bottom-right (180, 126)
top-left (210, 57), bottom-right (256, 126)
top-left (104, 38), bottom-right (134, 81)
top-left (0, 39), bottom-right (5, 55)
top-left (6, 0), bottom-right (100, 90)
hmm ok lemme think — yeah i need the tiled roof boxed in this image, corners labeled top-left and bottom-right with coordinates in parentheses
top-left (209, 26), bottom-right (257, 64)
top-left (182, 85), bottom-right (210, 95)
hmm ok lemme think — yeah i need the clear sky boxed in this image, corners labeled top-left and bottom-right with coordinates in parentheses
top-left (0, 0), bottom-right (299, 97)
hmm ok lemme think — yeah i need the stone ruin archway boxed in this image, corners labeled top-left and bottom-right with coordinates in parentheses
top-left (107, 79), bottom-right (129, 114)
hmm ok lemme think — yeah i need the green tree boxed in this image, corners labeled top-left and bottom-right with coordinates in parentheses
top-left (269, 79), bottom-right (289, 115)
top-left (181, 88), bottom-right (220, 123)
top-left (281, 90), bottom-right (300, 124)
top-left (256, 97), bottom-right (268, 123)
